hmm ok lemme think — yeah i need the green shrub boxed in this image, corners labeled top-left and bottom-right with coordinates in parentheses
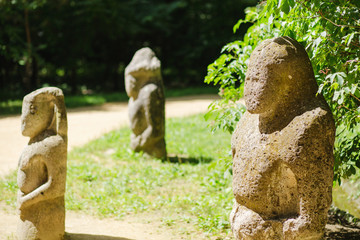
top-left (205, 0), bottom-right (360, 182)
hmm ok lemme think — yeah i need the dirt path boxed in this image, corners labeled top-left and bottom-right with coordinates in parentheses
top-left (0, 95), bottom-right (219, 177)
top-left (1, 203), bottom-right (216, 240)
top-left (2, 203), bottom-right (360, 240)
top-left (0, 202), bottom-right (220, 240)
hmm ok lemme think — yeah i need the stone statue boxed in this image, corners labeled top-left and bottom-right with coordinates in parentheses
top-left (125, 47), bottom-right (166, 159)
top-left (230, 37), bottom-right (335, 240)
top-left (17, 87), bottom-right (67, 240)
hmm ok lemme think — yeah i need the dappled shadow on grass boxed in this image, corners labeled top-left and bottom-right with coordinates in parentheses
top-left (66, 233), bottom-right (133, 240)
top-left (164, 154), bottom-right (213, 165)
top-left (325, 207), bottom-right (360, 239)
top-left (325, 227), bottom-right (360, 239)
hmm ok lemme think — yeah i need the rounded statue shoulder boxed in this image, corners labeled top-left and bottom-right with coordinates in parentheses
top-left (235, 111), bottom-right (258, 132)
top-left (299, 106), bottom-right (334, 128)
top-left (291, 105), bottom-right (335, 143)
top-left (31, 134), bottom-right (66, 154)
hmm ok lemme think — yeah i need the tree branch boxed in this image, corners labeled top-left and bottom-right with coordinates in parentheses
top-left (350, 93), bottom-right (360, 103)
top-left (318, 10), bottom-right (360, 29)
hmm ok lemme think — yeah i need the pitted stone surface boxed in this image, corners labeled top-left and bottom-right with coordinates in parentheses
top-left (17, 87), bottom-right (67, 240)
top-left (125, 47), bottom-right (166, 159)
top-left (231, 37), bottom-right (335, 240)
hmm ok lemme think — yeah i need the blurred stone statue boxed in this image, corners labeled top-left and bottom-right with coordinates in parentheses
top-left (125, 47), bottom-right (166, 159)
top-left (230, 37), bottom-right (335, 240)
top-left (17, 87), bottom-right (67, 240)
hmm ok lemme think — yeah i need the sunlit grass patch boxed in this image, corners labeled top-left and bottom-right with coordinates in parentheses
top-left (66, 115), bottom-right (234, 234)
top-left (0, 170), bottom-right (17, 208)
top-left (0, 114), bottom-right (233, 237)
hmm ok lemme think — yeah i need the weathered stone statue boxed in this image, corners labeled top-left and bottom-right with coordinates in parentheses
top-left (17, 87), bottom-right (67, 240)
top-left (125, 47), bottom-right (166, 159)
top-left (230, 37), bottom-right (335, 240)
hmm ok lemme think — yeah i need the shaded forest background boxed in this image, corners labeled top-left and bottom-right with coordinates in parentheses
top-left (0, 0), bottom-right (257, 99)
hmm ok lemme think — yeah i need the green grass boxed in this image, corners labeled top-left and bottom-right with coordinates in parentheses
top-left (0, 114), bottom-right (233, 238)
top-left (333, 183), bottom-right (360, 219)
top-left (0, 99), bottom-right (23, 116)
top-left (0, 171), bottom-right (17, 208)
top-left (0, 87), bottom-right (218, 116)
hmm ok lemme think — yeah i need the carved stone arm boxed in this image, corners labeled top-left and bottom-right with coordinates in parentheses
top-left (18, 176), bottom-right (52, 210)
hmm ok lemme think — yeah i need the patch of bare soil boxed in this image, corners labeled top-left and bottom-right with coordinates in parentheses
top-left (0, 203), bottom-right (221, 240)
top-left (2, 201), bottom-right (360, 240)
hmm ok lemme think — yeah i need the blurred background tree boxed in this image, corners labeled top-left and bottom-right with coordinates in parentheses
top-left (0, 0), bottom-right (257, 98)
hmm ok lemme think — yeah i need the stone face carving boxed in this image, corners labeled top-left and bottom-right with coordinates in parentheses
top-left (17, 87), bottom-right (67, 240)
top-left (125, 47), bottom-right (166, 159)
top-left (230, 37), bottom-right (335, 240)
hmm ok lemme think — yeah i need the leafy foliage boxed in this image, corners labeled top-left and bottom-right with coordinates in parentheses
top-left (204, 0), bottom-right (360, 182)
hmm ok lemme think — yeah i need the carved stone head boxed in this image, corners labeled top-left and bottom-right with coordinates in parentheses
top-left (21, 87), bottom-right (67, 139)
top-left (124, 47), bottom-right (162, 98)
top-left (244, 36), bottom-right (318, 115)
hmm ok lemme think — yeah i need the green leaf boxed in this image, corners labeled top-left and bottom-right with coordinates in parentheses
top-left (332, 72), bottom-right (347, 87)
top-left (355, 160), bottom-right (360, 169)
top-left (279, 0), bottom-right (290, 14)
top-left (288, 0), bottom-right (295, 8)
top-left (351, 84), bottom-right (358, 94)
top-left (318, 83), bottom-right (325, 93)
top-left (344, 32), bottom-right (355, 46)
top-left (333, 90), bottom-right (340, 101)
top-left (233, 19), bottom-right (247, 33)
top-left (337, 91), bottom-right (344, 104)
top-left (350, 165), bottom-right (356, 175)
top-left (354, 1), bottom-right (360, 8)
top-left (268, 14), bottom-right (274, 26)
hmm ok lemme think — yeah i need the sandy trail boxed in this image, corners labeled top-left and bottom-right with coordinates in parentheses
top-left (0, 203), bottom-right (214, 240)
top-left (0, 95), bottom-right (219, 177)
